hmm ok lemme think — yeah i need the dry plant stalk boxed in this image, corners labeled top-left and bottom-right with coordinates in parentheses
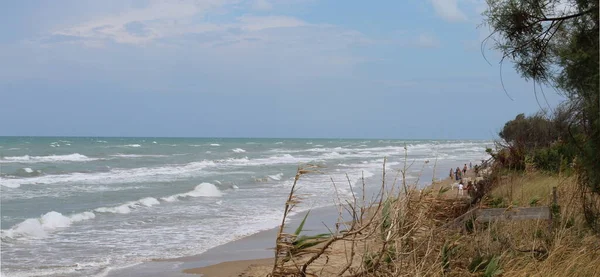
top-left (270, 146), bottom-right (459, 277)
top-left (269, 148), bottom-right (599, 277)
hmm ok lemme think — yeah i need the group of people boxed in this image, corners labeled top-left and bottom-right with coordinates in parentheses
top-left (449, 162), bottom-right (473, 196)
top-left (450, 162), bottom-right (471, 181)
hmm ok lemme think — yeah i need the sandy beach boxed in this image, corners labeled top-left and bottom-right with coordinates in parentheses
top-left (179, 168), bottom-right (477, 277)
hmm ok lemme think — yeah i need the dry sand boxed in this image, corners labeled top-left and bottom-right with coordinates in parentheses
top-left (182, 258), bottom-right (272, 277)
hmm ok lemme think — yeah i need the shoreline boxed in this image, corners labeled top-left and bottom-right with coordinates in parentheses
top-left (105, 205), bottom-right (344, 277)
top-left (177, 173), bottom-right (466, 277)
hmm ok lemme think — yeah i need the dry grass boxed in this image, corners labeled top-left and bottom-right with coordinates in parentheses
top-left (267, 160), bottom-right (600, 277)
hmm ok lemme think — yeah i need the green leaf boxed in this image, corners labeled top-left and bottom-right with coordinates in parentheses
top-left (294, 210), bottom-right (310, 236)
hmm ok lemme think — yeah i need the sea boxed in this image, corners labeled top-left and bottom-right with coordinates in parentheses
top-left (0, 137), bottom-right (492, 277)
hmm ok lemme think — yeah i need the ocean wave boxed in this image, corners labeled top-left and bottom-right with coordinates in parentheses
top-left (232, 148), bottom-right (246, 153)
top-left (210, 144), bottom-right (220, 146)
top-left (11, 168), bottom-right (43, 177)
top-left (1, 193), bottom-right (186, 239)
top-left (124, 144), bottom-right (142, 148)
top-left (161, 183), bottom-right (223, 202)
top-left (268, 173), bottom-right (284, 181)
top-left (0, 160), bottom-right (217, 188)
top-left (1, 211), bottom-right (95, 239)
top-left (110, 154), bottom-right (168, 158)
top-left (94, 197), bottom-right (161, 214)
top-left (0, 153), bottom-right (97, 164)
top-left (0, 144), bottom-right (480, 188)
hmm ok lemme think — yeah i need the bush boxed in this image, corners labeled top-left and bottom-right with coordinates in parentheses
top-left (530, 142), bottom-right (576, 174)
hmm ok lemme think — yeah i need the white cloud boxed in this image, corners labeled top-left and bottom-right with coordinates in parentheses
top-left (237, 15), bottom-right (306, 31)
top-left (50, 0), bottom-right (234, 44)
top-left (429, 0), bottom-right (468, 22)
top-left (252, 0), bottom-right (273, 11)
top-left (28, 0), bottom-right (377, 83)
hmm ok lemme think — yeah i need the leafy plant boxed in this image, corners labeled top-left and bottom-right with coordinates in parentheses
top-left (468, 253), bottom-right (492, 273)
top-left (381, 198), bottom-right (394, 239)
top-left (441, 242), bottom-right (457, 273)
top-left (290, 210), bottom-right (330, 254)
top-left (438, 186), bottom-right (450, 195)
top-left (483, 256), bottom-right (503, 277)
top-left (529, 196), bottom-right (540, 207)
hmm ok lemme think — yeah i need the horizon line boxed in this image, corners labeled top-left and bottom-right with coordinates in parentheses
top-left (0, 135), bottom-right (494, 141)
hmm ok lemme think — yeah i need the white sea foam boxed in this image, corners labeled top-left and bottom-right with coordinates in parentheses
top-left (232, 148), bottom-right (246, 153)
top-left (161, 195), bottom-right (179, 202)
top-left (110, 154), bottom-right (168, 158)
top-left (160, 183), bottom-right (223, 202)
top-left (210, 144), bottom-right (220, 146)
top-left (0, 160), bottom-right (217, 188)
top-left (124, 144), bottom-right (142, 148)
top-left (95, 197), bottom-right (162, 214)
top-left (188, 183), bottom-right (222, 197)
top-left (95, 204), bottom-right (133, 214)
top-left (152, 141), bottom-right (157, 144)
top-left (268, 173), bottom-right (283, 181)
top-left (2, 211), bottom-right (96, 239)
top-left (0, 153), bottom-right (96, 163)
top-left (23, 168), bottom-right (33, 173)
top-left (138, 197), bottom-right (160, 207)
top-left (70, 212), bottom-right (96, 222)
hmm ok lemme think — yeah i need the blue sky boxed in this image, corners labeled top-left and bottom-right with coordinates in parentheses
top-left (0, 0), bottom-right (565, 139)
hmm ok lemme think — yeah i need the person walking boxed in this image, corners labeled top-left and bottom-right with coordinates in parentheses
top-left (455, 167), bottom-right (461, 181)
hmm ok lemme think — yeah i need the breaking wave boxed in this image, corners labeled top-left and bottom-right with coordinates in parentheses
top-left (161, 183), bottom-right (223, 202)
top-left (1, 211), bottom-right (95, 239)
top-left (268, 173), bottom-right (284, 181)
top-left (232, 148), bottom-right (246, 153)
top-left (0, 153), bottom-right (97, 163)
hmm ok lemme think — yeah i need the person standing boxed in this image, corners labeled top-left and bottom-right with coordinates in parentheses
top-left (463, 164), bottom-right (468, 175)
top-left (449, 168), bottom-right (454, 180)
top-left (455, 167), bottom-right (461, 181)
top-left (469, 162), bottom-right (472, 169)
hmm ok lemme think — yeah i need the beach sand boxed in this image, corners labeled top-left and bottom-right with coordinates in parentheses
top-left (182, 258), bottom-right (273, 277)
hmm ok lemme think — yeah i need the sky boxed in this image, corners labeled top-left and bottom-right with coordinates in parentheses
top-left (0, 0), bottom-right (566, 139)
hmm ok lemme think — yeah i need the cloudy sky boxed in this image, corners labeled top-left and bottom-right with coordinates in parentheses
top-left (0, 0), bottom-right (565, 139)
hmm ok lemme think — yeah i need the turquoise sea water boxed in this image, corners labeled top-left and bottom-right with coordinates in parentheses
top-left (0, 137), bottom-right (491, 277)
